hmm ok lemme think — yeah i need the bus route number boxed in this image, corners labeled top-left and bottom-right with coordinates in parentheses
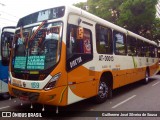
top-left (31, 82), bottom-right (39, 89)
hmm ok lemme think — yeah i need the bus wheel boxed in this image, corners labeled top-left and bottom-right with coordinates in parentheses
top-left (143, 70), bottom-right (149, 84)
top-left (93, 79), bottom-right (111, 104)
top-left (2, 92), bottom-right (10, 100)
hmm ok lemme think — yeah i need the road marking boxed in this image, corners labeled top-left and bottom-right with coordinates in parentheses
top-left (0, 106), bottom-right (10, 110)
top-left (152, 81), bottom-right (160, 86)
top-left (112, 95), bottom-right (136, 109)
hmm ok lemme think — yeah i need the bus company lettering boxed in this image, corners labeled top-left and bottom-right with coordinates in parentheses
top-left (99, 55), bottom-right (114, 61)
top-left (70, 57), bottom-right (82, 68)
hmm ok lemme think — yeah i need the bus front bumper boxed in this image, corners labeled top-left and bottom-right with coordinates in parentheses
top-left (8, 83), bottom-right (68, 106)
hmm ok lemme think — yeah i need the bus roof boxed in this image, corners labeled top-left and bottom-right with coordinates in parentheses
top-left (2, 26), bottom-right (15, 33)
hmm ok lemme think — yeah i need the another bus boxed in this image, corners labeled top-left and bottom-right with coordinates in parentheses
top-left (8, 6), bottom-right (159, 109)
top-left (0, 26), bottom-right (15, 97)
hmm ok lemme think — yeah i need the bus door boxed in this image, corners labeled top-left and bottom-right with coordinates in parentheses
top-left (66, 14), bottom-right (96, 104)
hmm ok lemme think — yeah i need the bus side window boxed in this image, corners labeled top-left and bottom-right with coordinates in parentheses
top-left (127, 36), bottom-right (137, 56)
top-left (113, 31), bottom-right (126, 55)
top-left (67, 26), bottom-right (76, 58)
top-left (144, 43), bottom-right (150, 57)
top-left (67, 24), bottom-right (92, 59)
top-left (96, 24), bottom-right (112, 54)
top-left (149, 45), bottom-right (155, 57)
top-left (66, 24), bottom-right (93, 71)
top-left (155, 47), bottom-right (158, 58)
top-left (137, 40), bottom-right (143, 57)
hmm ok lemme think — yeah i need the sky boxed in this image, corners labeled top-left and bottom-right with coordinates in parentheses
top-left (0, 0), bottom-right (87, 28)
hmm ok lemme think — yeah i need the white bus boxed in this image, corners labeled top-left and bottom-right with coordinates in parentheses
top-left (8, 5), bottom-right (158, 110)
top-left (0, 26), bottom-right (15, 97)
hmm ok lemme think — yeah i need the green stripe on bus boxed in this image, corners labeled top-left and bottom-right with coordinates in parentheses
top-left (132, 56), bottom-right (137, 68)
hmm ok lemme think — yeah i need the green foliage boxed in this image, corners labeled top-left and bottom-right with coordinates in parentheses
top-left (73, 2), bottom-right (87, 10)
top-left (87, 0), bottom-right (124, 22)
top-left (118, 0), bottom-right (157, 36)
top-left (152, 18), bottom-right (160, 42)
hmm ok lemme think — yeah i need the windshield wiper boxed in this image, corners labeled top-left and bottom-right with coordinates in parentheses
top-left (29, 20), bottom-right (47, 41)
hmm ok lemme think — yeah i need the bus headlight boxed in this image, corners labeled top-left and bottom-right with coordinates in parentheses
top-left (44, 73), bottom-right (61, 90)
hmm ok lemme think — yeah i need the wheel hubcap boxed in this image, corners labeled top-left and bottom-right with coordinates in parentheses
top-left (98, 82), bottom-right (108, 98)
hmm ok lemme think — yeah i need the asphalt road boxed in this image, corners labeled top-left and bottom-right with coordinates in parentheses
top-left (1, 75), bottom-right (160, 120)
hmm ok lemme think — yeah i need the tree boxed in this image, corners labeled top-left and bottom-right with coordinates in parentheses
top-left (118, 0), bottom-right (158, 39)
top-left (73, 2), bottom-right (88, 10)
top-left (152, 18), bottom-right (160, 42)
top-left (74, 0), bottom-right (124, 23)
top-left (87, 0), bottom-right (124, 23)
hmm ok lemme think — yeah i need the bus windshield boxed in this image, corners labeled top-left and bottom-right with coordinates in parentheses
top-left (12, 22), bottom-right (62, 71)
top-left (1, 31), bottom-right (14, 57)
top-left (1, 27), bottom-right (15, 65)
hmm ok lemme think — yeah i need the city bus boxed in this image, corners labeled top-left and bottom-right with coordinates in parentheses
top-left (8, 5), bottom-right (159, 110)
top-left (0, 26), bottom-right (15, 97)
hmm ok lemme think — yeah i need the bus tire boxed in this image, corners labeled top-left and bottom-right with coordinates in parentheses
top-left (93, 78), bottom-right (112, 104)
top-left (2, 92), bottom-right (10, 100)
top-left (143, 70), bottom-right (149, 84)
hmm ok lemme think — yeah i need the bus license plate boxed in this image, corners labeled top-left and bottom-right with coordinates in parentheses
top-left (19, 96), bottom-right (29, 101)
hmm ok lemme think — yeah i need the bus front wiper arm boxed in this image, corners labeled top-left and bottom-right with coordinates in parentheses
top-left (29, 20), bottom-right (47, 41)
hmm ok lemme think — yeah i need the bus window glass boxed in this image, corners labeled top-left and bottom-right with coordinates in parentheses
top-left (96, 24), bottom-right (112, 54)
top-left (1, 31), bottom-right (14, 65)
top-left (137, 40), bottom-right (144, 57)
top-left (143, 42), bottom-right (150, 57)
top-left (1, 33), bottom-right (12, 57)
top-left (150, 45), bottom-right (156, 57)
top-left (114, 31), bottom-right (126, 55)
top-left (155, 47), bottom-right (158, 58)
top-left (12, 22), bottom-right (62, 70)
top-left (127, 36), bottom-right (137, 56)
top-left (67, 25), bottom-right (92, 59)
top-left (66, 24), bottom-right (93, 71)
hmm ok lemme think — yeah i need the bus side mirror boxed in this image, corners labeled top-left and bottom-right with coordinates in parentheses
top-left (77, 27), bottom-right (84, 39)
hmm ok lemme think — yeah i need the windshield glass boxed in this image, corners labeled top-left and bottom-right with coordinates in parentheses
top-left (1, 32), bottom-right (14, 58)
top-left (12, 22), bottom-right (62, 71)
